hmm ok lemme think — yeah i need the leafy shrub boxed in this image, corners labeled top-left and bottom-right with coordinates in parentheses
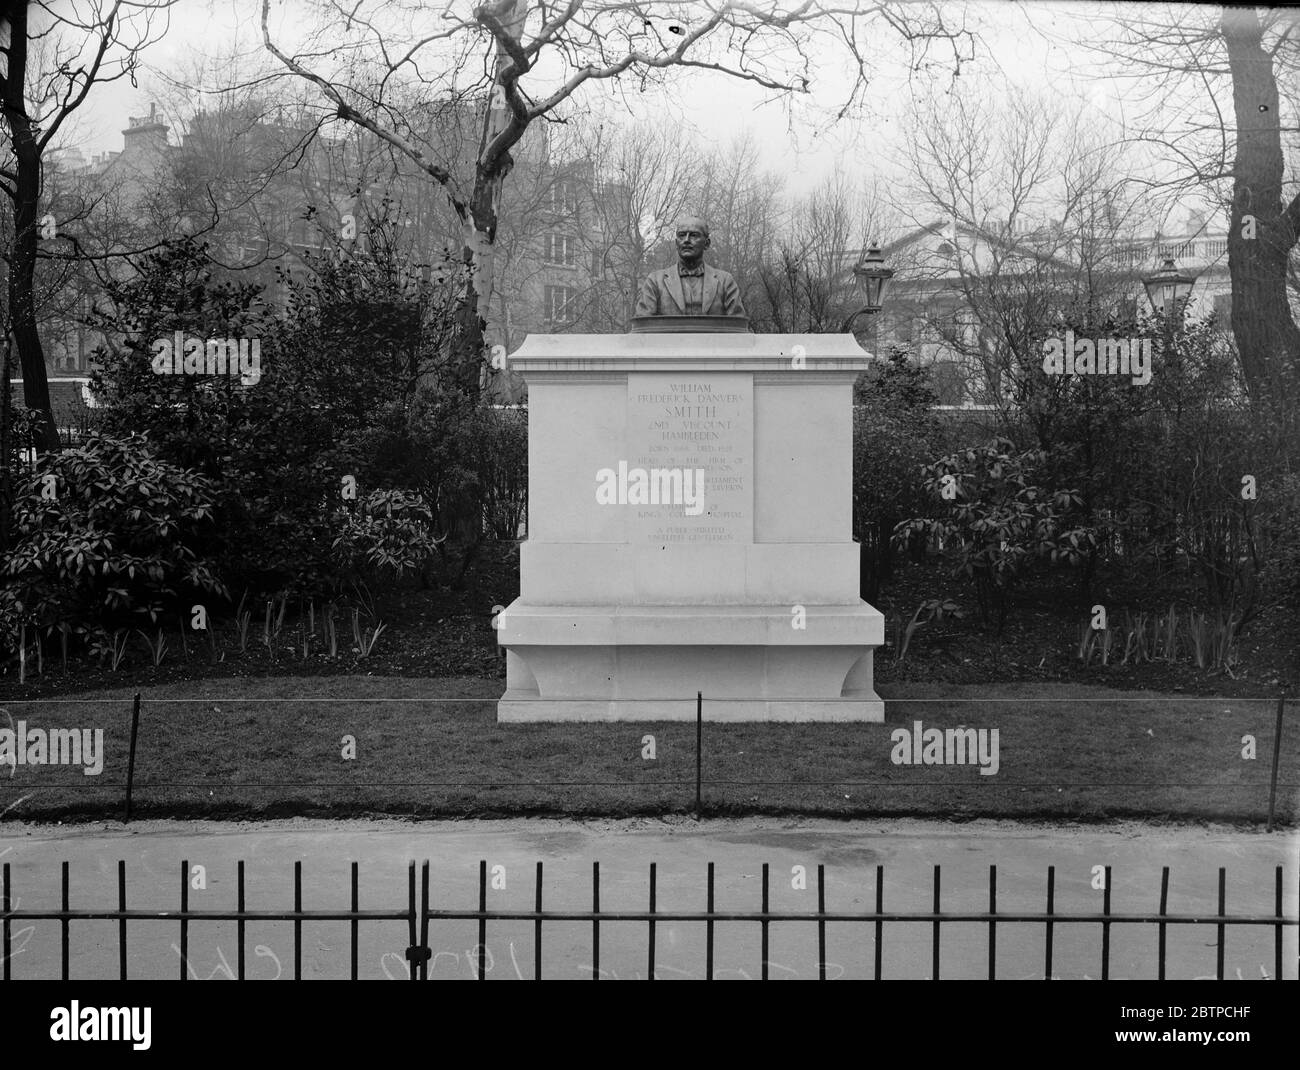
top-left (87, 236), bottom-right (473, 600)
top-left (403, 384), bottom-right (526, 584)
top-left (332, 489), bottom-right (445, 589)
top-left (895, 437), bottom-right (1095, 631)
top-left (1008, 312), bottom-right (1285, 620)
top-left (478, 405), bottom-right (528, 541)
top-left (0, 433), bottom-right (225, 656)
top-left (853, 348), bottom-right (945, 600)
top-left (405, 380), bottom-right (488, 546)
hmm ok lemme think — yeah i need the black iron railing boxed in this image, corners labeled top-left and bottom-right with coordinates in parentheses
top-left (2, 859), bottom-right (1294, 980)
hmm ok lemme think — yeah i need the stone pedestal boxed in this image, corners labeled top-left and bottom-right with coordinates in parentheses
top-left (496, 332), bottom-right (884, 722)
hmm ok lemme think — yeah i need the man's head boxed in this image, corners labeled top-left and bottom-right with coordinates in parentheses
top-left (675, 216), bottom-right (711, 266)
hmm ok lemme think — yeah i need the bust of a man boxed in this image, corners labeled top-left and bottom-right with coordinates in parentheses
top-left (634, 216), bottom-right (747, 318)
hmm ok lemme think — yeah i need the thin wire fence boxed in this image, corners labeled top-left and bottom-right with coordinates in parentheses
top-left (0, 692), bottom-right (1292, 824)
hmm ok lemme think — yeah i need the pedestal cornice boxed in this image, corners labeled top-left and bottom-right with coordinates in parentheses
top-left (508, 332), bottom-right (873, 376)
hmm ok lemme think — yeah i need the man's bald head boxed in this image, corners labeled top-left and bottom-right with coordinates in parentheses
top-left (675, 216), bottom-right (711, 266)
top-left (676, 215), bottom-right (710, 238)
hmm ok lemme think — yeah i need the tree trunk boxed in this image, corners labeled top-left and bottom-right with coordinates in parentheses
top-left (1221, 7), bottom-right (1300, 410)
top-left (0, 331), bottom-right (12, 553)
top-left (457, 0), bottom-right (529, 397)
top-left (0, 3), bottom-right (59, 454)
top-left (453, 241), bottom-right (487, 398)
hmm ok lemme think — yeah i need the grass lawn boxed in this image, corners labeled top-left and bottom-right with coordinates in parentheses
top-left (0, 676), bottom-right (1293, 824)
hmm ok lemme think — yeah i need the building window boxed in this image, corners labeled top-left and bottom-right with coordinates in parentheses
top-left (547, 180), bottom-right (578, 215)
top-left (545, 285), bottom-right (576, 324)
top-left (543, 233), bottom-right (577, 267)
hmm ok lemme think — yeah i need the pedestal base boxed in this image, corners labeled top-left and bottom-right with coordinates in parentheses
top-left (496, 603), bottom-right (885, 723)
top-left (498, 695), bottom-right (884, 722)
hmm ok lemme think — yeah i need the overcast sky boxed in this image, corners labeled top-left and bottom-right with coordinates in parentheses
top-left (54, 1), bottom-right (1204, 215)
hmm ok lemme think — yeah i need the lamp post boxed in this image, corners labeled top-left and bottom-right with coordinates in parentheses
top-left (842, 244), bottom-right (895, 607)
top-left (1142, 257), bottom-right (1197, 371)
top-left (1142, 257), bottom-right (1196, 320)
top-left (841, 244), bottom-right (895, 335)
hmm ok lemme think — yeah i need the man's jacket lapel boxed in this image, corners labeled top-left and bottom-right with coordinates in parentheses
top-left (664, 267), bottom-right (686, 313)
top-left (702, 264), bottom-right (720, 314)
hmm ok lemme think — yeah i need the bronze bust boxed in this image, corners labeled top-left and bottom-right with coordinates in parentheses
top-left (633, 216), bottom-right (747, 325)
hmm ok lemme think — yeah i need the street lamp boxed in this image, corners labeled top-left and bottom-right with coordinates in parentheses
top-left (1143, 257), bottom-right (1196, 318)
top-left (841, 244), bottom-right (895, 333)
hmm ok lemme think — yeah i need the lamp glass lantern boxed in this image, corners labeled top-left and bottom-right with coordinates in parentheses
top-left (1143, 257), bottom-right (1195, 316)
top-left (852, 245), bottom-right (895, 313)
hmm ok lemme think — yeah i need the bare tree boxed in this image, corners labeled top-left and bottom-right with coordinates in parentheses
top-left (1221, 8), bottom-right (1300, 411)
top-left (1065, 4), bottom-right (1300, 410)
top-left (568, 117), bottom-right (705, 328)
top-left (685, 130), bottom-right (785, 314)
top-left (0, 0), bottom-right (177, 454)
top-left (752, 170), bottom-right (897, 332)
top-left (261, 0), bottom-right (974, 391)
top-left (898, 84), bottom-right (1151, 427)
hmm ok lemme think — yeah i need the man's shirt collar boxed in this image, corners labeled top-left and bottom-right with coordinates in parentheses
top-left (677, 261), bottom-right (705, 277)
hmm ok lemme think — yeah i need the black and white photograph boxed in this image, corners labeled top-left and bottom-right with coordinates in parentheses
top-left (0, 0), bottom-right (1296, 1042)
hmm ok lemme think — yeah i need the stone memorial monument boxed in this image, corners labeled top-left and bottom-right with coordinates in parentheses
top-left (495, 217), bottom-right (884, 721)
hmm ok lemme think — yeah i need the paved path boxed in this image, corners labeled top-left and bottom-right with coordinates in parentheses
top-left (1, 817), bottom-right (1295, 980)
